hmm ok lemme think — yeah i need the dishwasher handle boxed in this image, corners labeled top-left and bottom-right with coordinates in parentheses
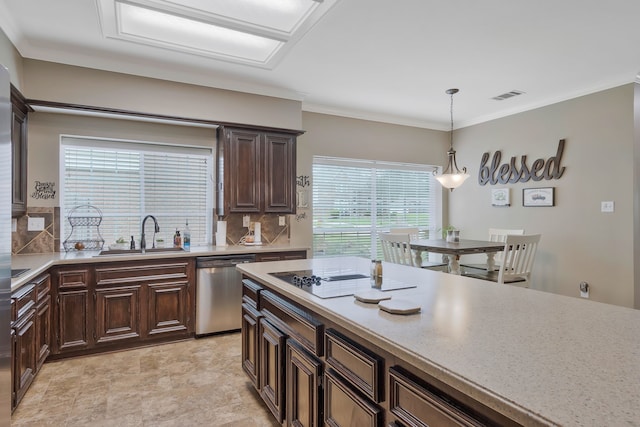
top-left (196, 255), bottom-right (256, 269)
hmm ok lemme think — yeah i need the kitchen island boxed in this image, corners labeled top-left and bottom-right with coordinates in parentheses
top-left (237, 256), bottom-right (640, 426)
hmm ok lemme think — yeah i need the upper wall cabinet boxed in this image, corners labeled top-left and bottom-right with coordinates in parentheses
top-left (11, 85), bottom-right (29, 217)
top-left (217, 126), bottom-right (299, 215)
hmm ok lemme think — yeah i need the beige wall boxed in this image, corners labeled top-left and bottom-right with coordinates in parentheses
top-left (449, 84), bottom-right (635, 307)
top-left (291, 112), bottom-right (449, 246)
top-left (23, 59), bottom-right (302, 130)
top-left (0, 28), bottom-right (23, 88)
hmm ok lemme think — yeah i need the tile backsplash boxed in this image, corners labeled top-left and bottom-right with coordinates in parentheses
top-left (12, 206), bottom-right (58, 255)
top-left (12, 207), bottom-right (290, 254)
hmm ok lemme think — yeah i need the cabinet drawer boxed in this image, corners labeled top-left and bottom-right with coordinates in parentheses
top-left (242, 279), bottom-right (262, 308)
top-left (260, 290), bottom-right (324, 356)
top-left (389, 367), bottom-right (487, 427)
top-left (58, 269), bottom-right (89, 289)
top-left (326, 328), bottom-right (383, 403)
top-left (95, 261), bottom-right (189, 285)
top-left (324, 368), bottom-right (382, 427)
top-left (33, 274), bottom-right (51, 302)
top-left (12, 284), bottom-right (35, 321)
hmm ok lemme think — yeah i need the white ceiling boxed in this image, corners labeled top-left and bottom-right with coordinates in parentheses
top-left (2, 0), bottom-right (640, 130)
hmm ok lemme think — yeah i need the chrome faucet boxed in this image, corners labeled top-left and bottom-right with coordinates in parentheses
top-left (140, 215), bottom-right (160, 254)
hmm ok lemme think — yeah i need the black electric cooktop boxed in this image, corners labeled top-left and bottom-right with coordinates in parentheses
top-left (269, 269), bottom-right (416, 299)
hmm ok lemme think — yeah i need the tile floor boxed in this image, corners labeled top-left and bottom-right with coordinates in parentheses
top-left (11, 333), bottom-right (280, 426)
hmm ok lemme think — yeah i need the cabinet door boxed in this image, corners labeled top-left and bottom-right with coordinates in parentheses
top-left (35, 295), bottom-right (51, 372)
top-left (286, 339), bottom-right (323, 427)
top-left (242, 303), bottom-right (262, 389)
top-left (324, 369), bottom-right (382, 427)
top-left (259, 318), bottom-right (287, 423)
top-left (11, 85), bottom-right (28, 217)
top-left (14, 309), bottom-right (36, 407)
top-left (95, 285), bottom-right (142, 344)
top-left (57, 289), bottom-right (91, 353)
top-left (146, 280), bottom-right (190, 337)
top-left (227, 129), bottom-right (262, 213)
top-left (263, 133), bottom-right (296, 213)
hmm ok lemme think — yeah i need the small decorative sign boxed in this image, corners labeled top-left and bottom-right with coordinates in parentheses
top-left (523, 187), bottom-right (555, 207)
top-left (491, 188), bottom-right (510, 207)
top-left (31, 181), bottom-right (56, 200)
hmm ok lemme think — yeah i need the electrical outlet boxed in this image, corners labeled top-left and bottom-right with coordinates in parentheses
top-left (27, 217), bottom-right (45, 231)
top-left (579, 281), bottom-right (590, 298)
top-left (279, 216), bottom-right (286, 226)
top-left (243, 215), bottom-right (250, 227)
top-left (601, 201), bottom-right (614, 213)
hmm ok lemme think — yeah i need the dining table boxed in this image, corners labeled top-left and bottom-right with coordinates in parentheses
top-left (410, 238), bottom-right (506, 275)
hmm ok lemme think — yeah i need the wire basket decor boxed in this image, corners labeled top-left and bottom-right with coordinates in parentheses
top-left (62, 204), bottom-right (105, 251)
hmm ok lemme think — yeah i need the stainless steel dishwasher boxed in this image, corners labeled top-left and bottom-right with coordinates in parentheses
top-left (196, 254), bottom-right (256, 336)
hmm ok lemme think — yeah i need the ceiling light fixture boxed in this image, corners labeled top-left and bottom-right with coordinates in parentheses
top-left (434, 88), bottom-right (470, 191)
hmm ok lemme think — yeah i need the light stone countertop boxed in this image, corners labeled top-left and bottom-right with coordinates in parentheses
top-left (237, 256), bottom-right (640, 427)
top-left (10, 244), bottom-right (308, 292)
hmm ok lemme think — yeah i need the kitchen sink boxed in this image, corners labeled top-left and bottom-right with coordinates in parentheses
top-left (94, 247), bottom-right (185, 257)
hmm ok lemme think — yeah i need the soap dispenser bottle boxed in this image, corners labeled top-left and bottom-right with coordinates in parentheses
top-left (183, 220), bottom-right (191, 251)
top-left (130, 235), bottom-right (135, 250)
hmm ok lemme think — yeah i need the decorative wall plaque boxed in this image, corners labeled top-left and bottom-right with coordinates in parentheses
top-left (478, 139), bottom-right (566, 185)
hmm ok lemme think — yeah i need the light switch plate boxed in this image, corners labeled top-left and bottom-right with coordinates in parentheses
top-left (11, 218), bottom-right (17, 232)
top-left (243, 215), bottom-right (250, 227)
top-left (28, 217), bottom-right (45, 231)
top-left (279, 216), bottom-right (286, 226)
top-left (601, 201), bottom-right (614, 213)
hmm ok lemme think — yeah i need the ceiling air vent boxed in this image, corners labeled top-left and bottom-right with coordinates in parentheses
top-left (492, 90), bottom-right (525, 101)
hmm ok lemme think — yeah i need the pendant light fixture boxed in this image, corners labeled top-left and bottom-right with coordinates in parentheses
top-left (434, 88), bottom-right (470, 191)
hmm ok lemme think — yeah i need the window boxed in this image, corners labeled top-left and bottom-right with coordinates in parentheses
top-left (312, 156), bottom-right (441, 259)
top-left (61, 135), bottom-right (213, 249)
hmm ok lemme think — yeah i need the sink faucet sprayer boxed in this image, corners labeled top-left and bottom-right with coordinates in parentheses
top-left (140, 215), bottom-right (160, 254)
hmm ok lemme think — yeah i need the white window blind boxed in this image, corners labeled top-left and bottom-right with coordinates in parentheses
top-left (312, 156), bottom-right (440, 259)
top-left (61, 136), bottom-right (213, 248)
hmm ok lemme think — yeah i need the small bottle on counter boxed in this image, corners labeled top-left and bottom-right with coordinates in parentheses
top-left (174, 229), bottom-right (182, 248)
top-left (130, 235), bottom-right (135, 250)
top-left (371, 260), bottom-right (383, 288)
top-left (183, 220), bottom-right (191, 251)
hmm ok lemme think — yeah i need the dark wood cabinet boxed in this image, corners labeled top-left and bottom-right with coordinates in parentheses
top-left (54, 268), bottom-right (92, 354)
top-left (11, 85), bottom-right (29, 217)
top-left (218, 126), bottom-right (298, 215)
top-left (259, 317), bottom-right (287, 423)
top-left (146, 280), bottom-right (190, 337)
top-left (13, 306), bottom-right (36, 408)
top-left (324, 368), bottom-right (382, 427)
top-left (255, 250), bottom-right (307, 263)
top-left (242, 302), bottom-right (262, 389)
top-left (286, 339), bottom-right (323, 427)
top-left (95, 285), bottom-right (142, 344)
top-left (263, 132), bottom-right (296, 213)
top-left (11, 283), bottom-right (37, 411)
top-left (33, 273), bottom-right (51, 372)
top-left (51, 258), bottom-right (195, 359)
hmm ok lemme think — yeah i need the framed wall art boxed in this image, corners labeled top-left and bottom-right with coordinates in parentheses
top-left (523, 187), bottom-right (555, 207)
top-left (491, 188), bottom-right (510, 207)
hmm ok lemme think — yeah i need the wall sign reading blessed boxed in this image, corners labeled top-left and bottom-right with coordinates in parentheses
top-left (478, 139), bottom-right (566, 185)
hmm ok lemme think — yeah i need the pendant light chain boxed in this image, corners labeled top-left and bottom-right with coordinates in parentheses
top-left (449, 89), bottom-right (454, 150)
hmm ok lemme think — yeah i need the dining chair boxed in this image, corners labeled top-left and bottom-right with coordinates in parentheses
top-left (461, 228), bottom-right (525, 272)
top-left (380, 232), bottom-right (447, 270)
top-left (463, 234), bottom-right (541, 287)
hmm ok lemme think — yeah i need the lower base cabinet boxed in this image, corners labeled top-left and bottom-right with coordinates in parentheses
top-left (259, 318), bottom-right (287, 423)
top-left (242, 303), bottom-right (262, 388)
top-left (52, 258), bottom-right (195, 359)
top-left (241, 276), bottom-right (521, 427)
top-left (324, 369), bottom-right (382, 427)
top-left (286, 340), bottom-right (323, 427)
top-left (12, 274), bottom-right (51, 412)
